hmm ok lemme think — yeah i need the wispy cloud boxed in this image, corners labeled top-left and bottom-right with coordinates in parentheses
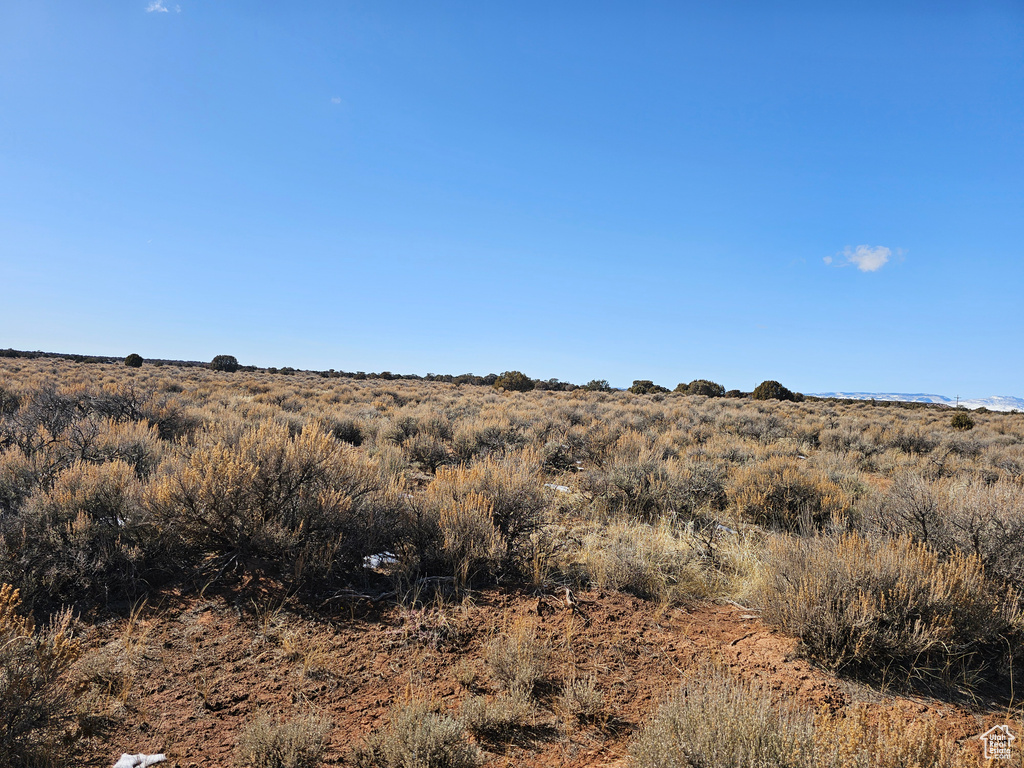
top-left (146, 0), bottom-right (169, 12)
top-left (331, 97), bottom-right (342, 104)
top-left (825, 244), bottom-right (898, 272)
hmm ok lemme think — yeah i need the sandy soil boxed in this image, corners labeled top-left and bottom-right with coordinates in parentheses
top-left (71, 585), bottom-right (1009, 767)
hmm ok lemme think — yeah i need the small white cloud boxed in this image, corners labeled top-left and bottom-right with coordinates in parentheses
top-left (175, 4), bottom-right (181, 11)
top-left (331, 96), bottom-right (342, 104)
top-left (845, 244), bottom-right (891, 272)
top-left (146, 0), bottom-right (169, 11)
top-left (827, 244), bottom-right (897, 272)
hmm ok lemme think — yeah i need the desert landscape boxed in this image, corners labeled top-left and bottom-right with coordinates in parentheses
top-left (5, 2), bottom-right (1021, 766)
top-left (0, 354), bottom-right (1021, 767)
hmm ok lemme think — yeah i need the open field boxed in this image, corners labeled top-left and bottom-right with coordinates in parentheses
top-left (1, 357), bottom-right (1022, 767)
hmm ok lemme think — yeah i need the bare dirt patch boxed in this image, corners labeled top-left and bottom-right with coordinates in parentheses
top-left (70, 587), bottom-right (1002, 767)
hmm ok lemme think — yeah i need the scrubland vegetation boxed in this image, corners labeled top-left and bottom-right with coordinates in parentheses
top-left (0, 356), bottom-right (1021, 766)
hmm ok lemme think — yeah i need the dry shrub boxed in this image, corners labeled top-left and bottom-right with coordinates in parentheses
top-left (0, 446), bottom-right (37, 515)
top-left (381, 415), bottom-right (420, 445)
top-left (819, 427), bottom-right (870, 456)
top-left (886, 428), bottom-right (938, 455)
top-left (0, 384), bottom-right (81, 457)
top-left (451, 416), bottom-right (524, 462)
top-left (325, 417), bottom-right (363, 446)
top-left (0, 460), bottom-right (151, 603)
top-left (630, 668), bottom-right (816, 768)
top-left (0, 383), bottom-right (21, 417)
top-left (676, 458), bottom-right (728, 513)
top-left (989, 443), bottom-right (1024, 482)
top-left (435, 493), bottom-right (503, 588)
top-left (556, 676), bottom-right (604, 725)
top-left (151, 421), bottom-right (398, 583)
top-left (868, 473), bottom-right (1024, 588)
top-left (728, 456), bottom-right (852, 529)
top-left (354, 701), bottom-right (479, 768)
top-left (405, 434), bottom-right (452, 472)
top-left (1, 381), bottom-right (184, 466)
top-left (425, 454), bottom-right (545, 572)
top-left (588, 442), bottom-right (728, 522)
top-left (755, 533), bottom-right (1015, 686)
top-left (485, 619), bottom-right (548, 694)
top-left (403, 473), bottom-right (536, 586)
top-left (236, 710), bottom-right (331, 768)
top-left (585, 446), bottom-right (678, 521)
top-left (735, 412), bottom-right (790, 443)
top-left (369, 443), bottom-right (411, 485)
top-left (814, 707), bottom-right (977, 768)
top-left (69, 417), bottom-right (164, 476)
top-left (540, 430), bottom-right (592, 472)
top-left (578, 521), bottom-right (714, 604)
top-left (0, 584), bottom-right (80, 768)
top-left (632, 666), bottom-right (981, 768)
top-left (943, 479), bottom-right (1024, 587)
top-left (865, 472), bottom-right (942, 549)
top-left (460, 686), bottom-right (534, 738)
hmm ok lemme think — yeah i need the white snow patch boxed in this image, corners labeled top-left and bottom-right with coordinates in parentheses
top-left (810, 393), bottom-right (1024, 412)
top-left (113, 755), bottom-right (166, 768)
top-left (544, 483), bottom-right (571, 493)
top-left (363, 552), bottom-right (399, 570)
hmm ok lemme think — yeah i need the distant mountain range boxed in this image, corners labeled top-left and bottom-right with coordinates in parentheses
top-left (809, 393), bottom-right (1024, 412)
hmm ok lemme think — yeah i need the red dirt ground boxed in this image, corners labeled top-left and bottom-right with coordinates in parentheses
top-left (71, 586), bottom-right (1012, 767)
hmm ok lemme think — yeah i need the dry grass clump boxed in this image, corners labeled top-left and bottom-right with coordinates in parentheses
top-left (353, 701), bottom-right (479, 768)
top-left (755, 533), bottom-right (1016, 687)
top-left (630, 668), bottom-right (816, 768)
top-left (460, 686), bottom-right (534, 738)
top-left (236, 710), bottom-right (332, 768)
top-left (0, 584), bottom-right (80, 768)
top-left (485, 619), bottom-right (549, 694)
top-left (71, 599), bottom-right (152, 718)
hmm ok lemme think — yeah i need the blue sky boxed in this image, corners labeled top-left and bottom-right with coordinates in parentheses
top-left (1, 2), bottom-right (1021, 395)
